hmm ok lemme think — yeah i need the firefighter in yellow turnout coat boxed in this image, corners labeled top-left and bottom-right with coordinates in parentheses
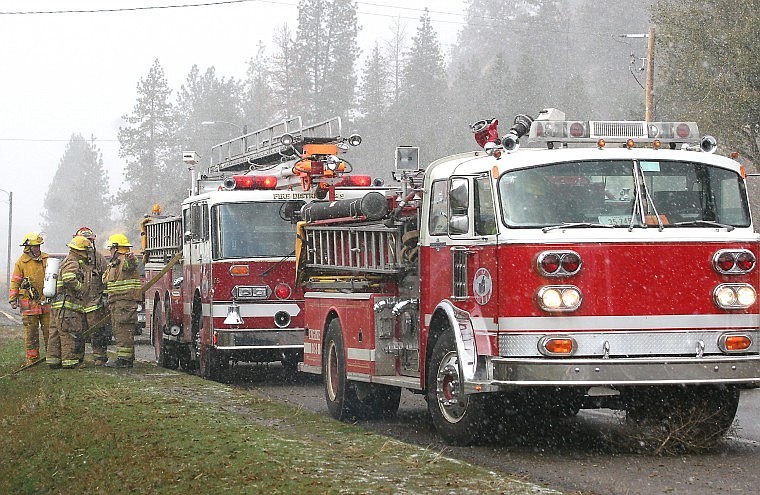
top-left (8, 232), bottom-right (51, 365)
top-left (74, 227), bottom-right (110, 365)
top-left (103, 234), bottom-right (141, 368)
top-left (49, 236), bottom-right (91, 369)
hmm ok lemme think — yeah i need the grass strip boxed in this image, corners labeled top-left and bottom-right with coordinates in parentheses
top-left (0, 326), bottom-right (560, 494)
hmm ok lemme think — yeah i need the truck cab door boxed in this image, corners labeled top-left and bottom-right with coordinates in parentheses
top-left (421, 174), bottom-right (500, 354)
top-left (182, 201), bottom-right (210, 302)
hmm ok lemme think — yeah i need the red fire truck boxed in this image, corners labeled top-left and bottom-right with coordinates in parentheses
top-left (142, 116), bottom-right (369, 380)
top-left (298, 108), bottom-right (760, 444)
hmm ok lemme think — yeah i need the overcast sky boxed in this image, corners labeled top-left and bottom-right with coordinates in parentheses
top-left (0, 0), bottom-right (467, 267)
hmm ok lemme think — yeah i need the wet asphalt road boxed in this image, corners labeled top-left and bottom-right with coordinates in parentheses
top-left (127, 338), bottom-right (760, 495)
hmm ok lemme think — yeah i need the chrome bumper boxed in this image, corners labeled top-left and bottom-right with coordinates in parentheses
top-left (213, 328), bottom-right (304, 350)
top-left (466, 355), bottom-right (760, 393)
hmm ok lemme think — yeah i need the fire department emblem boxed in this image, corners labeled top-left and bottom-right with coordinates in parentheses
top-left (473, 267), bottom-right (493, 305)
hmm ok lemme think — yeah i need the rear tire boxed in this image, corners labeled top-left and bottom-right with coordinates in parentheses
top-left (323, 319), bottom-right (361, 420)
top-left (355, 382), bottom-right (401, 419)
top-left (199, 346), bottom-right (228, 381)
top-left (426, 331), bottom-right (486, 445)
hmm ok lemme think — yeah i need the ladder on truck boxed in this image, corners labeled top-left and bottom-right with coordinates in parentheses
top-left (207, 116), bottom-right (343, 174)
top-left (301, 222), bottom-right (413, 290)
top-left (143, 216), bottom-right (183, 264)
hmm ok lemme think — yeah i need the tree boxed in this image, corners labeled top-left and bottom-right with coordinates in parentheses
top-left (174, 65), bottom-right (244, 201)
top-left (117, 59), bottom-right (177, 232)
top-left (292, 0), bottom-right (360, 122)
top-left (269, 23), bottom-right (299, 120)
top-left (384, 15), bottom-right (408, 106)
top-left (42, 134), bottom-right (110, 250)
top-left (391, 8), bottom-right (451, 157)
top-left (653, 0), bottom-right (760, 167)
top-left (242, 41), bottom-right (276, 131)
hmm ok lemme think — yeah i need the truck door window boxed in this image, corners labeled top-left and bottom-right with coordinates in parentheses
top-left (448, 178), bottom-right (470, 235)
top-left (474, 176), bottom-right (496, 235)
top-left (184, 202), bottom-right (208, 242)
top-left (428, 180), bottom-right (449, 235)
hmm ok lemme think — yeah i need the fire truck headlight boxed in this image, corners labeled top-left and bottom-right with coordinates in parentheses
top-left (537, 286), bottom-right (582, 312)
top-left (714, 284), bottom-right (756, 309)
top-left (736, 286), bottom-right (756, 306)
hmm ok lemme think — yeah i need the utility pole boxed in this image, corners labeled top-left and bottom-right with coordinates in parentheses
top-left (620, 27), bottom-right (656, 122)
top-left (645, 26), bottom-right (656, 123)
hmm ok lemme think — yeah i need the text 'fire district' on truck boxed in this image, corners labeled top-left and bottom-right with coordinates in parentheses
top-left (296, 108), bottom-right (760, 445)
top-left (141, 116), bottom-right (372, 379)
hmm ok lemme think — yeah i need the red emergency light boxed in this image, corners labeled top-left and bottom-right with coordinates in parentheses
top-left (225, 175), bottom-right (278, 190)
top-left (336, 175), bottom-right (372, 187)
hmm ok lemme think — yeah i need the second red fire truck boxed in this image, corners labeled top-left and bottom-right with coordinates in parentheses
top-left (142, 116), bottom-right (370, 379)
top-left (297, 108), bottom-right (760, 444)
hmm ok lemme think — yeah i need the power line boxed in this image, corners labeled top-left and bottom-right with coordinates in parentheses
top-left (0, 138), bottom-right (119, 143)
top-left (0, 0), bottom-right (623, 38)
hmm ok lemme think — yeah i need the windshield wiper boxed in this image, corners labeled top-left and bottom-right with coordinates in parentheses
top-left (668, 220), bottom-right (735, 231)
top-left (543, 222), bottom-right (615, 232)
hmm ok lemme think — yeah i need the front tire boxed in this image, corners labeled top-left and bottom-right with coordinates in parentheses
top-left (426, 332), bottom-right (486, 445)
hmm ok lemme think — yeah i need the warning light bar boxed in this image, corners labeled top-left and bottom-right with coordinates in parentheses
top-left (335, 175), bottom-right (372, 187)
top-left (530, 119), bottom-right (701, 146)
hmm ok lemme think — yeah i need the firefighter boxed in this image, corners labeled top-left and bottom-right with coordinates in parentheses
top-left (8, 231), bottom-right (51, 365)
top-left (103, 233), bottom-right (141, 368)
top-left (74, 227), bottom-right (111, 366)
top-left (51, 235), bottom-right (91, 369)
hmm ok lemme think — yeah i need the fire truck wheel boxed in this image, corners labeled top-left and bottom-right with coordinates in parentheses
top-left (426, 332), bottom-right (486, 445)
top-left (200, 347), bottom-right (229, 381)
top-left (158, 339), bottom-right (179, 370)
top-left (323, 319), bottom-right (362, 420)
top-left (354, 382), bottom-right (401, 419)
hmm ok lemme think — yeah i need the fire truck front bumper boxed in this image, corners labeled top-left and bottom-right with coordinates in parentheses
top-left (213, 328), bottom-right (304, 351)
top-left (471, 355), bottom-right (760, 393)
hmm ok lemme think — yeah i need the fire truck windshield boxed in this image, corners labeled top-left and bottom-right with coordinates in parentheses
top-left (499, 160), bottom-right (750, 229)
top-left (212, 201), bottom-right (301, 259)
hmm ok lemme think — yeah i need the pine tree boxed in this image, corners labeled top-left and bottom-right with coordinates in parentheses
top-left (42, 134), bottom-right (111, 250)
top-left (269, 23), bottom-right (299, 120)
top-left (292, 0), bottom-right (359, 122)
top-left (174, 65), bottom-right (244, 201)
top-left (243, 41), bottom-right (276, 131)
top-left (392, 9), bottom-right (451, 157)
top-left (653, 0), bottom-right (760, 166)
top-left (117, 59), bottom-right (178, 232)
top-left (357, 43), bottom-right (390, 120)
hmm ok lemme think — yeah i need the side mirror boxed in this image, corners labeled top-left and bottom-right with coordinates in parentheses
top-left (184, 231), bottom-right (193, 242)
top-left (449, 215), bottom-right (469, 234)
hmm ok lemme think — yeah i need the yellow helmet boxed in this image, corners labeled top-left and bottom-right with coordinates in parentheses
top-left (67, 235), bottom-right (92, 252)
top-left (20, 231), bottom-right (44, 246)
top-left (107, 233), bottom-right (132, 248)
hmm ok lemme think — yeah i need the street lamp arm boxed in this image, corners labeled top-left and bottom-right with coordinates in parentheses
top-left (201, 120), bottom-right (245, 134)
